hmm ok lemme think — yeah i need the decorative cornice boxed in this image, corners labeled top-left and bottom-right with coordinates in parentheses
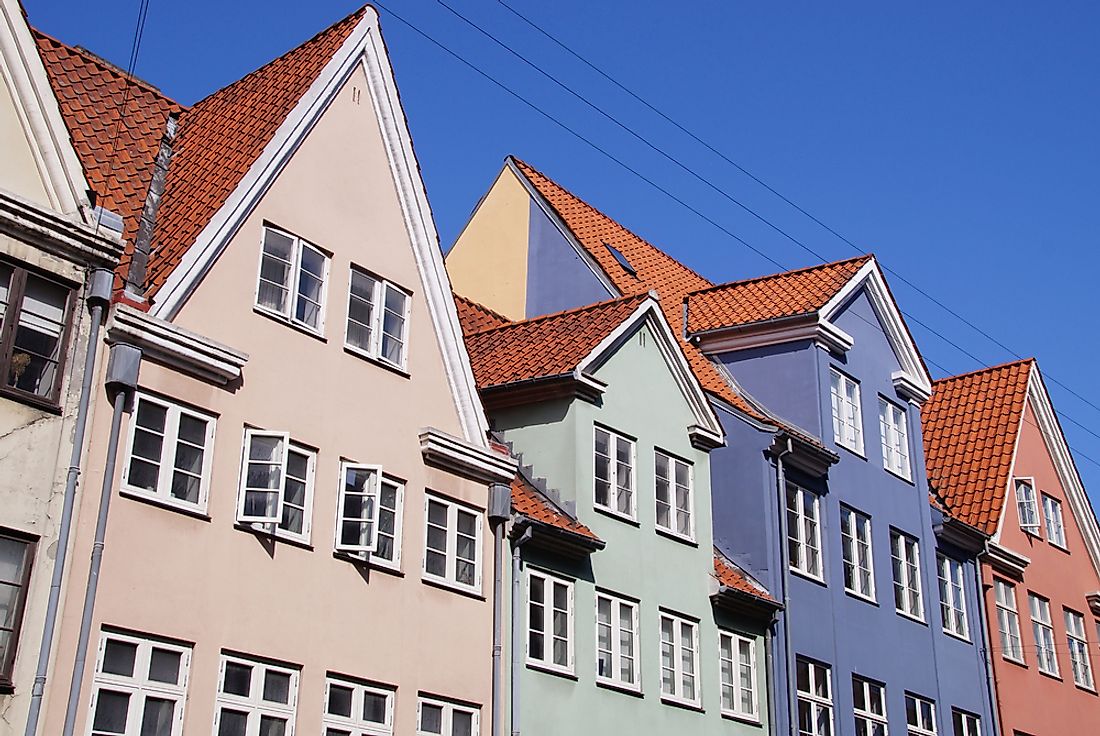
top-left (0, 189), bottom-right (121, 270)
top-left (419, 427), bottom-right (517, 485)
top-left (1086, 592), bottom-right (1100, 617)
top-left (689, 424), bottom-right (724, 451)
top-left (981, 541), bottom-right (1030, 580)
top-left (934, 515), bottom-right (989, 555)
top-left (691, 313), bottom-right (853, 357)
top-left (511, 516), bottom-right (605, 560)
top-left (893, 370), bottom-right (932, 404)
top-left (107, 303), bottom-right (248, 385)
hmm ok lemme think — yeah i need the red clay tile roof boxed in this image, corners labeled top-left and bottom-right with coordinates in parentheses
top-left (921, 359), bottom-right (1034, 535)
top-left (686, 255), bottom-right (872, 334)
top-left (713, 549), bottom-right (776, 604)
top-left (454, 292), bottom-right (511, 335)
top-left (463, 294), bottom-right (648, 390)
top-left (512, 473), bottom-right (599, 542)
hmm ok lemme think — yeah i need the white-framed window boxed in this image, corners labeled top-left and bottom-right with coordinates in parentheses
top-left (1065, 609), bottom-right (1095, 690)
top-left (655, 450), bottom-right (693, 540)
top-left (1015, 479), bottom-right (1040, 535)
top-left (841, 506), bottom-right (875, 600)
top-left (346, 268), bottom-right (411, 370)
top-left (951, 709), bottom-right (980, 736)
top-left (1041, 494), bottom-right (1067, 548)
top-left (659, 611), bottom-right (699, 706)
top-left (323, 676), bottom-right (394, 736)
top-left (122, 393), bottom-right (216, 512)
top-left (787, 483), bottom-right (823, 580)
top-left (256, 225), bottom-right (328, 333)
top-left (719, 631), bottom-right (757, 721)
top-left (416, 697), bottom-right (478, 736)
top-left (237, 430), bottom-right (316, 543)
top-left (594, 427), bottom-right (635, 520)
top-left (852, 676), bottom-right (887, 736)
top-left (87, 631), bottom-right (191, 736)
top-left (905, 693), bottom-right (937, 736)
top-left (212, 653), bottom-right (299, 736)
top-left (937, 555), bottom-right (969, 640)
top-left (1029, 593), bottom-right (1059, 676)
top-left (993, 579), bottom-right (1024, 663)
top-left (795, 658), bottom-right (832, 736)
top-left (423, 495), bottom-right (482, 593)
top-left (372, 477), bottom-right (404, 569)
top-left (878, 397), bottom-right (911, 479)
top-left (336, 463), bottom-right (383, 555)
top-left (527, 570), bottom-right (574, 673)
top-left (595, 592), bottom-right (639, 690)
top-left (830, 368), bottom-right (863, 454)
top-left (891, 531), bottom-right (924, 621)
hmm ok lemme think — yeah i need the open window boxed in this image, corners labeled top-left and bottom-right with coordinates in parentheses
top-left (237, 430), bottom-right (315, 542)
top-left (336, 463), bottom-right (383, 554)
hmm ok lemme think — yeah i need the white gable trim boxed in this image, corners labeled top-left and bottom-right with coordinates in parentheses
top-left (576, 297), bottom-right (725, 447)
top-left (0, 0), bottom-right (90, 217)
top-left (150, 9), bottom-right (491, 445)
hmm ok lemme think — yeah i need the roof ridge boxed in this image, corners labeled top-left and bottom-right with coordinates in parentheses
top-left (687, 253), bottom-right (873, 298)
top-left (453, 292), bottom-right (512, 323)
top-left (466, 292), bottom-right (651, 337)
top-left (931, 357), bottom-right (1035, 387)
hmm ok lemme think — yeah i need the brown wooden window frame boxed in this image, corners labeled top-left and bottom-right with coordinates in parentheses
top-left (0, 527), bottom-right (37, 692)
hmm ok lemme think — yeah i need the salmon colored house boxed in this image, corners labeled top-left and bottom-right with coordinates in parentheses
top-left (923, 359), bottom-right (1100, 736)
top-left (27, 6), bottom-right (514, 736)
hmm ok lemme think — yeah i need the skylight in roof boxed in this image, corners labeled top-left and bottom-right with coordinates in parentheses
top-left (604, 242), bottom-right (636, 276)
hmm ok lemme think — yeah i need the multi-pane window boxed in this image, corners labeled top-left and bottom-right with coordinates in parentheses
top-left (796, 658), bottom-right (833, 736)
top-left (594, 427), bottom-right (634, 519)
top-left (595, 593), bottom-right (638, 689)
top-left (527, 571), bottom-right (573, 673)
top-left (654, 451), bottom-right (693, 540)
top-left (1065, 609), bottom-right (1095, 689)
top-left (659, 612), bottom-right (699, 705)
top-left (719, 632), bottom-right (757, 720)
top-left (787, 483), bottom-right (823, 580)
top-left (852, 677), bottom-right (887, 736)
top-left (346, 268), bottom-right (410, 370)
top-left (237, 430), bottom-right (316, 542)
top-left (951, 710), bottom-right (980, 736)
top-left (993, 580), bottom-right (1024, 663)
top-left (336, 464), bottom-right (383, 555)
top-left (0, 531), bottom-right (33, 688)
top-left (416, 698), bottom-right (478, 736)
top-left (1015, 480), bottom-right (1040, 535)
top-left (87, 631), bottom-right (191, 736)
top-left (122, 394), bottom-right (216, 512)
top-left (905, 694), bottom-right (937, 736)
top-left (212, 654), bottom-right (298, 736)
top-left (372, 478), bottom-right (403, 569)
top-left (1029, 593), bottom-right (1059, 676)
top-left (878, 398), bottom-right (911, 479)
top-left (841, 506), bottom-right (875, 600)
top-left (830, 369), bottom-right (863, 454)
top-left (1041, 494), bottom-right (1067, 548)
top-left (423, 496), bottom-right (482, 592)
top-left (891, 531), bottom-right (924, 620)
top-left (937, 555), bottom-right (969, 639)
top-left (322, 677), bottom-right (394, 736)
top-left (256, 226), bottom-right (328, 332)
top-left (0, 261), bottom-right (73, 403)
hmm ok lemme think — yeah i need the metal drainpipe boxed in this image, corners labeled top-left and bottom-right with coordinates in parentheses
top-left (24, 268), bottom-right (113, 736)
top-left (61, 342), bottom-right (141, 736)
top-left (974, 545), bottom-right (1002, 736)
top-left (487, 484), bottom-right (512, 736)
top-left (764, 625), bottom-right (777, 734)
top-left (774, 437), bottom-right (796, 736)
top-left (510, 527), bottom-right (533, 736)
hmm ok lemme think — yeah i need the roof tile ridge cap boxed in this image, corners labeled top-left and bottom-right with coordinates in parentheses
top-left (508, 156), bottom-right (714, 288)
top-left (452, 292), bottom-right (512, 325)
top-left (686, 253), bottom-right (874, 299)
top-left (31, 27), bottom-right (188, 109)
top-left (465, 293), bottom-right (650, 338)
top-left (930, 358), bottom-right (1036, 388)
top-left (187, 5), bottom-right (367, 110)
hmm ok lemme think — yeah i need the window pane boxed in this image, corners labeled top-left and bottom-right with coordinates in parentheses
top-left (258, 715), bottom-right (287, 736)
top-left (139, 697), bottom-right (175, 736)
top-left (148, 648), bottom-right (181, 684)
top-left (92, 690), bottom-right (130, 734)
top-left (222, 662), bottom-right (252, 696)
top-left (0, 536), bottom-right (28, 585)
top-left (263, 670), bottom-right (291, 703)
top-left (10, 274), bottom-right (67, 396)
top-left (363, 691), bottom-right (388, 723)
top-left (327, 684), bottom-right (353, 717)
top-left (217, 709), bottom-right (248, 736)
top-left (102, 639), bottom-right (138, 677)
top-left (452, 710), bottom-right (473, 736)
top-left (420, 703), bottom-right (443, 734)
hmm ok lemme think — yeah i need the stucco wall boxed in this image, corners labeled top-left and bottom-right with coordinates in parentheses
top-left (0, 74), bottom-right (51, 207)
top-left (525, 199), bottom-right (612, 319)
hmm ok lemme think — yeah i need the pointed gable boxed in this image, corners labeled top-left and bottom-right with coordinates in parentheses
top-left (454, 292), bottom-right (511, 336)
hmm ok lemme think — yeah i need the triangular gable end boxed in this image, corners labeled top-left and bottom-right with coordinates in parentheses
top-left (0, 0), bottom-right (90, 217)
top-left (149, 8), bottom-right (490, 447)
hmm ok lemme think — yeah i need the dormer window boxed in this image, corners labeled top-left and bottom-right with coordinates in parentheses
top-left (1015, 480), bottom-right (1040, 536)
top-left (829, 369), bottom-right (863, 455)
top-left (256, 225), bottom-right (329, 334)
top-left (878, 398), bottom-right (911, 480)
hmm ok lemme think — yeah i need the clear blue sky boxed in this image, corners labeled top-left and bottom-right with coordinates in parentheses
top-left (27, 1), bottom-right (1100, 512)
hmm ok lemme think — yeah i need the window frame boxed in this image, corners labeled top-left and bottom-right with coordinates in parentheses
top-left (654, 449), bottom-right (694, 542)
top-left (593, 425), bottom-right (636, 521)
top-left (719, 630), bottom-right (758, 722)
top-left (951, 709), bottom-right (981, 736)
top-left (658, 610), bottom-right (700, 707)
top-left (937, 554), bottom-right (969, 641)
top-left (594, 591), bottom-right (640, 692)
top-left (878, 396), bottom-right (912, 480)
top-left (787, 483), bottom-right (823, 581)
top-left (993, 579), bottom-right (1024, 664)
top-left (829, 368), bottom-right (864, 455)
top-left (0, 529), bottom-right (35, 690)
top-left (370, 476), bottom-right (404, 571)
top-left (344, 266), bottom-right (412, 372)
top-left (236, 429), bottom-right (316, 544)
top-left (1015, 478), bottom-right (1040, 536)
top-left (421, 494), bottom-right (483, 594)
top-left (890, 530), bottom-right (924, 622)
top-left (852, 676), bottom-right (888, 736)
top-left (0, 259), bottom-right (76, 409)
top-left (1040, 493), bottom-right (1067, 549)
top-left (1064, 608), bottom-right (1095, 690)
top-left (525, 569), bottom-right (574, 675)
top-left (322, 675), bottom-right (395, 736)
top-left (212, 653), bottom-right (300, 736)
top-left (254, 225), bottom-right (330, 335)
top-left (335, 463), bottom-right (384, 555)
top-left (905, 693), bottom-right (938, 736)
top-left (415, 696), bottom-right (479, 736)
top-left (1028, 592), bottom-right (1059, 677)
top-left (840, 505), bottom-right (875, 602)
top-left (795, 657), bottom-right (833, 736)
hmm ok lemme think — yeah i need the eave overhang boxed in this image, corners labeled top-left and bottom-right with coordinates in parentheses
top-left (511, 516), bottom-right (604, 560)
top-left (419, 427), bottom-right (517, 485)
top-left (477, 371), bottom-right (607, 412)
top-left (934, 515), bottom-right (989, 556)
top-left (981, 541), bottom-right (1030, 580)
top-left (710, 585), bottom-right (782, 624)
top-left (0, 189), bottom-right (122, 270)
top-left (769, 433), bottom-right (838, 478)
top-left (1086, 592), bottom-right (1100, 617)
top-left (689, 312), bottom-right (853, 357)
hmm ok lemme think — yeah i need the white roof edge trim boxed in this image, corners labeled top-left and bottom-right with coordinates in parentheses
top-left (150, 9), bottom-right (492, 445)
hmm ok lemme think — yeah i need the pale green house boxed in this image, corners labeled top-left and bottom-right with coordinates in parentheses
top-left (457, 293), bottom-right (779, 736)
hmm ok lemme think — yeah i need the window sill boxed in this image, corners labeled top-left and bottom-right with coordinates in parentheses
top-left (789, 568), bottom-right (827, 588)
top-left (836, 442), bottom-right (866, 461)
top-left (843, 589), bottom-right (878, 606)
top-left (1002, 655), bottom-right (1028, 670)
top-left (595, 679), bottom-right (643, 698)
top-left (526, 662), bottom-right (577, 681)
top-left (721, 711), bottom-right (762, 726)
top-left (943, 628), bottom-right (972, 645)
top-left (1074, 682), bottom-right (1098, 696)
top-left (660, 696), bottom-right (704, 713)
top-left (234, 522), bottom-right (314, 551)
top-left (253, 306), bottom-right (328, 342)
top-left (1048, 541), bottom-right (1071, 555)
top-left (895, 609), bottom-right (928, 626)
top-left (1038, 668), bottom-right (1063, 682)
top-left (421, 574), bottom-right (485, 601)
top-left (343, 345), bottom-right (410, 378)
top-left (655, 527), bottom-right (697, 547)
top-left (884, 466), bottom-right (914, 485)
top-left (332, 551), bottom-right (405, 577)
top-left (593, 505), bottom-right (639, 527)
top-left (0, 385), bottom-right (62, 414)
top-left (0, 682), bottom-right (13, 695)
top-left (120, 489), bottom-right (212, 521)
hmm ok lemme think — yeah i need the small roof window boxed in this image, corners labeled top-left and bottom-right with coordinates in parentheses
top-left (604, 242), bottom-right (636, 276)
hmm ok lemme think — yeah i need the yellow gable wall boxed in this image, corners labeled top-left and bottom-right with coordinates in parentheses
top-left (0, 74), bottom-right (51, 206)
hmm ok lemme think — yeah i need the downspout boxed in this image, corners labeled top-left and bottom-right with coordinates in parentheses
top-left (61, 342), bottom-right (142, 736)
top-left (24, 268), bottom-right (113, 736)
top-left (510, 527), bottom-right (533, 736)
top-left (487, 484), bottom-right (512, 736)
top-left (774, 437), bottom-right (796, 736)
top-left (764, 624), bottom-right (777, 735)
top-left (975, 544), bottom-right (1002, 736)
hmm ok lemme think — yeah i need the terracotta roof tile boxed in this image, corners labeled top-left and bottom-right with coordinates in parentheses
top-left (512, 473), bottom-right (599, 542)
top-left (454, 292), bottom-right (511, 335)
top-left (921, 359), bottom-right (1033, 534)
top-left (713, 549), bottom-right (776, 604)
top-left (685, 256), bottom-right (872, 333)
